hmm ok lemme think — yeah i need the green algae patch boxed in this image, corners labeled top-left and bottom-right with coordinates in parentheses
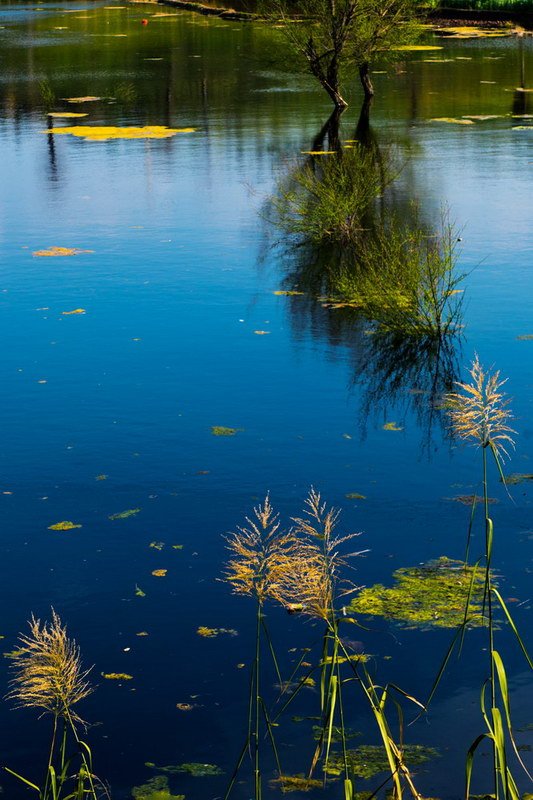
top-left (503, 473), bottom-right (533, 486)
top-left (211, 426), bottom-right (242, 436)
top-left (324, 744), bottom-right (439, 778)
top-left (348, 557), bottom-right (485, 629)
top-left (270, 774), bottom-right (323, 792)
top-left (131, 775), bottom-right (184, 800)
top-left (45, 125), bottom-right (196, 141)
top-left (312, 725), bottom-right (361, 743)
top-left (171, 763), bottom-right (223, 777)
top-left (48, 521), bottom-right (82, 531)
top-left (109, 508), bottom-right (141, 520)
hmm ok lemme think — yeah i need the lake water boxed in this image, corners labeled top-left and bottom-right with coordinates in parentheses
top-left (0, 3), bottom-right (532, 798)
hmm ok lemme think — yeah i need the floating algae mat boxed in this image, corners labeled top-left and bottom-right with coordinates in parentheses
top-left (131, 775), bottom-right (184, 800)
top-left (348, 557), bottom-right (485, 629)
top-left (324, 744), bottom-right (439, 778)
top-left (44, 125), bottom-right (197, 141)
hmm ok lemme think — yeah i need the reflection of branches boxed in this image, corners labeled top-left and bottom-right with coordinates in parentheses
top-left (266, 106), bottom-right (464, 452)
top-left (351, 329), bottom-right (461, 451)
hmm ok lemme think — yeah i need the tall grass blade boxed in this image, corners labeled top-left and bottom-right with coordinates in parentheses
top-left (491, 588), bottom-right (533, 669)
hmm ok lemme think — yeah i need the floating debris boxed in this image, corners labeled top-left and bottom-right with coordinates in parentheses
top-left (62, 309), bottom-right (86, 315)
top-left (151, 569), bottom-right (167, 577)
top-left (135, 584), bottom-right (146, 597)
top-left (345, 492), bottom-right (366, 500)
top-left (273, 290), bottom-right (304, 296)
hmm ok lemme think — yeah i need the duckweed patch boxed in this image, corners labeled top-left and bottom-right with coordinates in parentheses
top-left (269, 774), bottom-right (323, 792)
top-left (48, 521), bottom-right (82, 531)
top-left (348, 557), bottom-right (485, 629)
top-left (503, 474), bottom-right (533, 486)
top-left (45, 125), bottom-right (196, 141)
top-left (109, 508), bottom-right (141, 520)
top-left (196, 626), bottom-right (238, 638)
top-left (171, 763), bottom-right (224, 777)
top-left (131, 775), bottom-right (184, 800)
top-left (211, 426), bottom-right (242, 436)
top-left (324, 744), bottom-right (439, 778)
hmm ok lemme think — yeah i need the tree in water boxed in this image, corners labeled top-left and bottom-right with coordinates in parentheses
top-left (267, 0), bottom-right (422, 108)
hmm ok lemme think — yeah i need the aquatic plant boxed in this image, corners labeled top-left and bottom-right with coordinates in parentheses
top-left (348, 557), bottom-right (486, 629)
top-left (269, 490), bottom-right (425, 800)
top-left (222, 496), bottom-right (297, 800)
top-left (131, 775), bottom-right (184, 800)
top-left (434, 358), bottom-right (533, 800)
top-left (324, 744), bottom-right (439, 779)
top-left (5, 610), bottom-right (108, 799)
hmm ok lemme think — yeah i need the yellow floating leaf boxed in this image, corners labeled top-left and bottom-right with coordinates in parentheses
top-left (47, 112), bottom-right (89, 118)
top-left (254, 330), bottom-right (270, 335)
top-left (62, 309), bottom-right (86, 315)
top-left (149, 541), bottom-right (165, 550)
top-left (95, 474), bottom-right (108, 480)
top-left (273, 290), bottom-right (304, 296)
top-left (44, 125), bottom-right (197, 141)
top-left (462, 115), bottom-right (502, 121)
top-left (176, 702), bottom-right (196, 711)
top-left (33, 246), bottom-right (92, 257)
top-left (300, 150), bottom-right (336, 155)
top-left (48, 520), bottom-right (82, 531)
top-left (151, 569), bottom-right (167, 577)
top-left (136, 631), bottom-right (149, 636)
top-left (383, 421), bottom-right (403, 431)
top-left (430, 118), bottom-right (474, 125)
top-left (197, 626), bottom-right (237, 638)
top-left (63, 96), bottom-right (102, 103)
top-left (394, 45), bottom-right (443, 51)
top-left (102, 672), bottom-right (133, 680)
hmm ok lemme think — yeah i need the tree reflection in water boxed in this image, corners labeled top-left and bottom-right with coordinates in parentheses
top-left (268, 103), bottom-right (464, 451)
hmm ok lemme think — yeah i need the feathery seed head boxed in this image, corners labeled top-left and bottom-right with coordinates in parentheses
top-left (446, 355), bottom-right (515, 458)
top-left (8, 610), bottom-right (93, 722)
top-left (223, 494), bottom-right (297, 604)
top-left (271, 489), bottom-right (363, 621)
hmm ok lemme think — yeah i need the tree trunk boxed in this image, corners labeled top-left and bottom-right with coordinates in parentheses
top-left (359, 62), bottom-right (374, 100)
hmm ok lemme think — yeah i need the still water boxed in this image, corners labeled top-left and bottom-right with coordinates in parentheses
top-left (0, 2), bottom-right (532, 798)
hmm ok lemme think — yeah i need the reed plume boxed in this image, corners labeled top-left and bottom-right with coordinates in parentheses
top-left (446, 354), bottom-right (515, 459)
top-left (223, 494), bottom-right (297, 605)
top-left (271, 489), bottom-right (363, 621)
top-left (8, 609), bottom-right (93, 724)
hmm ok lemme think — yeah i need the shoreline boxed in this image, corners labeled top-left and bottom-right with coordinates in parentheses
top-left (127, 0), bottom-right (533, 29)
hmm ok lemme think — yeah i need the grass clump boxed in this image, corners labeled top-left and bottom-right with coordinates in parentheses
top-left (348, 557), bottom-right (486, 629)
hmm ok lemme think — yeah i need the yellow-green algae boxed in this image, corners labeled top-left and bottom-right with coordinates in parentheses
top-left (44, 125), bottom-right (196, 141)
top-left (348, 557), bottom-right (485, 629)
top-left (131, 775), bottom-right (184, 800)
top-left (324, 744), bottom-right (439, 778)
top-left (269, 775), bottom-right (323, 792)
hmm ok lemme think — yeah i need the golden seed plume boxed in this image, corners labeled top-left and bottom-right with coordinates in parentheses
top-left (223, 494), bottom-right (297, 604)
top-left (446, 355), bottom-right (515, 459)
top-left (270, 489), bottom-right (364, 621)
top-left (8, 610), bottom-right (93, 722)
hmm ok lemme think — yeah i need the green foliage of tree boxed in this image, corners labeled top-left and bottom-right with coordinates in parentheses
top-left (264, 0), bottom-right (424, 107)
